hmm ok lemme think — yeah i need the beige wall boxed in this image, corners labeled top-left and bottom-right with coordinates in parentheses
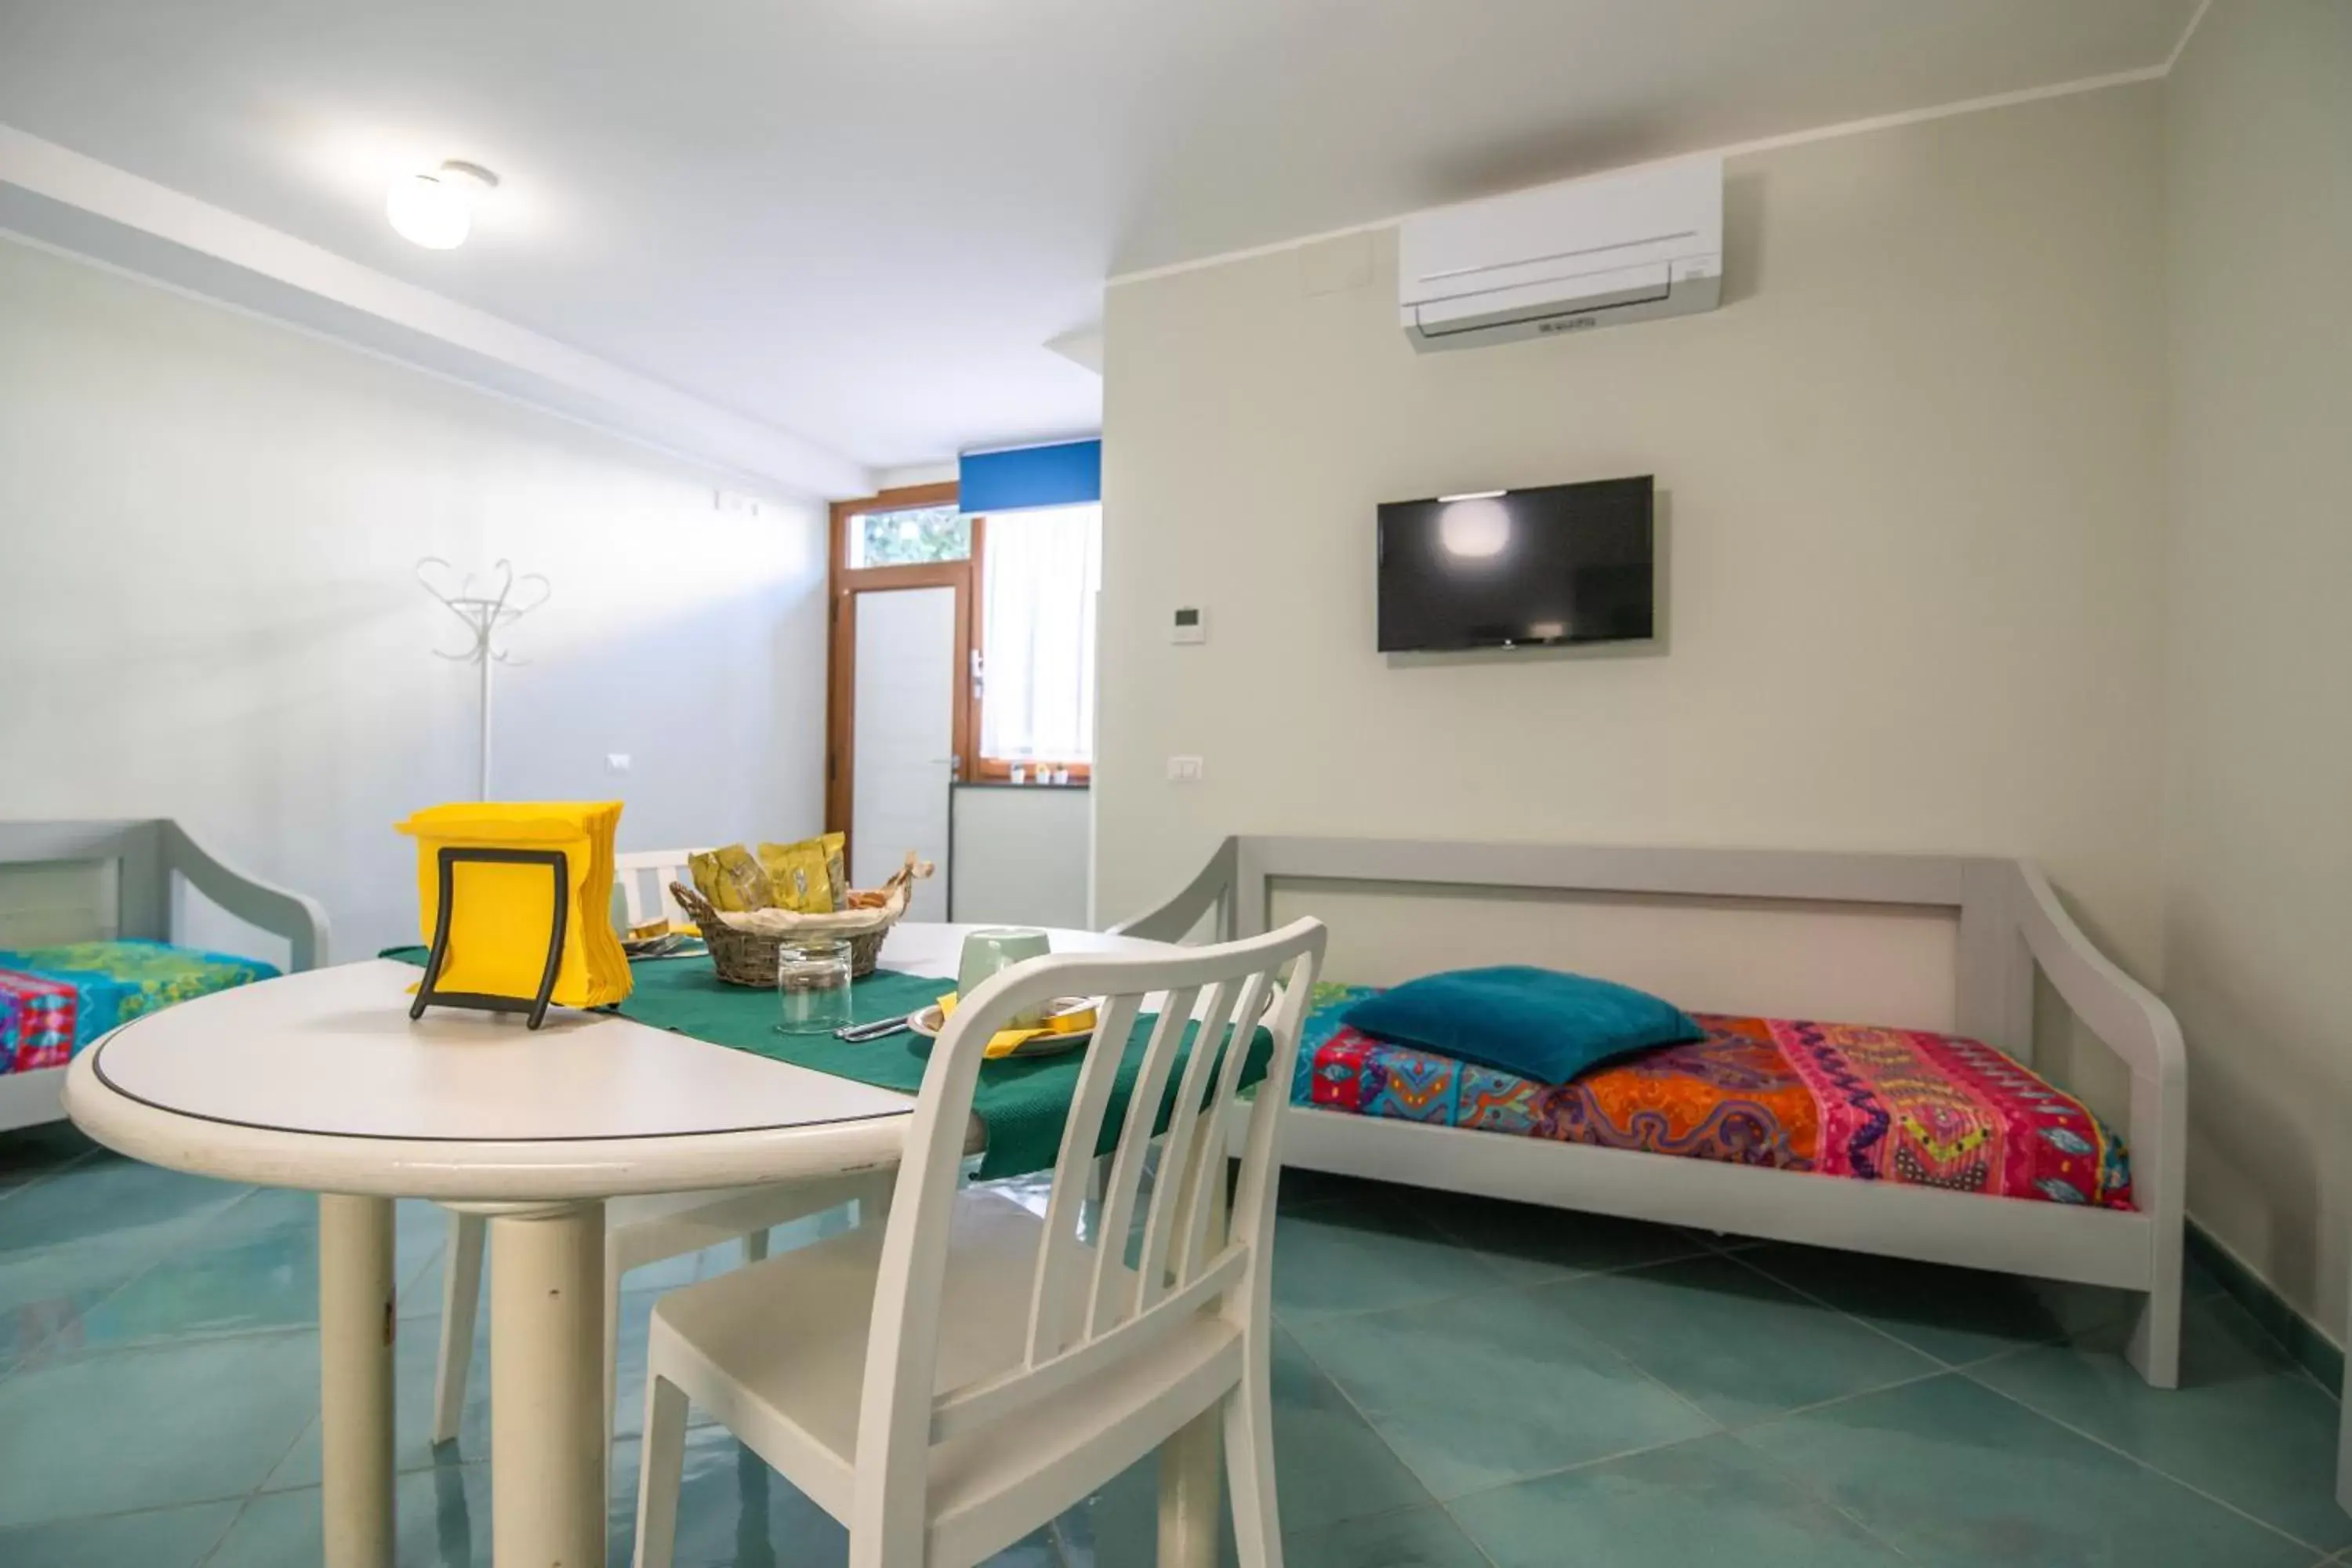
top-left (0, 237), bottom-right (830, 958)
top-left (2160, 0), bottom-right (2352, 1328)
top-left (1098, 85), bottom-right (2171, 1011)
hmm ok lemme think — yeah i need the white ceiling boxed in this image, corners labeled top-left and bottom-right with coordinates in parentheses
top-left (0, 0), bottom-right (2197, 487)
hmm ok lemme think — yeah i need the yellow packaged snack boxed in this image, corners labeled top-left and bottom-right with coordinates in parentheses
top-left (689, 845), bottom-right (774, 913)
top-left (757, 833), bottom-right (848, 913)
top-left (822, 832), bottom-right (847, 909)
top-left (397, 801), bottom-right (631, 1012)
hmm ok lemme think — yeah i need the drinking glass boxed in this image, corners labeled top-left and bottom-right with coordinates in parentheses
top-left (776, 939), bottom-right (854, 1035)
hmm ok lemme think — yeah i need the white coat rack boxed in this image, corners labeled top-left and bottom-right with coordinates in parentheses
top-left (416, 558), bottom-right (550, 800)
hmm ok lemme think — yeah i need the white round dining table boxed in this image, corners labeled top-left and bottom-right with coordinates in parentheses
top-left (62, 921), bottom-right (1225, 1568)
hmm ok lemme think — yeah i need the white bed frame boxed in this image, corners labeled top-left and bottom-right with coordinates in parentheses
top-left (1114, 836), bottom-right (2187, 1388)
top-left (0, 819), bottom-right (328, 1134)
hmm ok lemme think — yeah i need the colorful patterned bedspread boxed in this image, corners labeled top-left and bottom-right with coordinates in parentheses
top-left (0, 940), bottom-right (280, 1076)
top-left (1296, 982), bottom-right (2132, 1210)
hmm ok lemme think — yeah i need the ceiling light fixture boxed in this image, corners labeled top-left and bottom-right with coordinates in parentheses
top-left (386, 161), bottom-right (498, 250)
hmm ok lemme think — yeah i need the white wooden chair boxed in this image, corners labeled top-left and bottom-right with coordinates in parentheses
top-left (631, 917), bottom-right (1328, 1568)
top-left (431, 844), bottom-right (887, 1454)
top-left (613, 847), bottom-right (708, 929)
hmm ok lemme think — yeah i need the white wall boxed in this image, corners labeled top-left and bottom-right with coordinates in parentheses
top-left (0, 236), bottom-right (830, 960)
top-left (1097, 85), bottom-right (2171, 1008)
top-left (2160, 0), bottom-right (2352, 1329)
top-left (950, 785), bottom-right (1091, 931)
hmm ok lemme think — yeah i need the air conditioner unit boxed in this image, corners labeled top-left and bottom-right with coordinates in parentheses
top-left (1399, 155), bottom-right (1722, 351)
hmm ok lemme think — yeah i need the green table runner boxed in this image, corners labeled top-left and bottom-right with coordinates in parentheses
top-left (383, 949), bottom-right (1268, 1179)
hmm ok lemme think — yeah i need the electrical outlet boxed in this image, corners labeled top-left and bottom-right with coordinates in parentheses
top-left (605, 753), bottom-right (632, 775)
top-left (1167, 755), bottom-right (1203, 783)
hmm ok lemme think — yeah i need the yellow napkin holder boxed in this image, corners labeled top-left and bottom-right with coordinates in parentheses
top-left (397, 801), bottom-right (632, 1029)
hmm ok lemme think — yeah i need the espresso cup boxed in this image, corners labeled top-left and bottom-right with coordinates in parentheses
top-left (957, 927), bottom-right (1052, 1028)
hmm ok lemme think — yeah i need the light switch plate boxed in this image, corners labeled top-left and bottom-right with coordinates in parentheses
top-left (605, 753), bottom-right (632, 775)
top-left (1167, 755), bottom-right (1204, 783)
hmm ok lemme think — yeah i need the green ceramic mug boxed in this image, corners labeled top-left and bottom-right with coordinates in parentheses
top-left (957, 927), bottom-right (1052, 1029)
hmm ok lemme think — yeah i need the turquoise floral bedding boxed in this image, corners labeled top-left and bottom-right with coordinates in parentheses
top-left (0, 940), bottom-right (280, 1075)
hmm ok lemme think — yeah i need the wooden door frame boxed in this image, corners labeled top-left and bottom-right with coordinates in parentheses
top-left (825, 483), bottom-right (971, 862)
top-left (825, 482), bottom-right (1094, 862)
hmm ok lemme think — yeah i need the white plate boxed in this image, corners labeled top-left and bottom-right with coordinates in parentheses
top-left (907, 997), bottom-right (1097, 1058)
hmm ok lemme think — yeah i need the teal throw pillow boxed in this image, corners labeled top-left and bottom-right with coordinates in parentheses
top-left (1341, 966), bottom-right (1702, 1084)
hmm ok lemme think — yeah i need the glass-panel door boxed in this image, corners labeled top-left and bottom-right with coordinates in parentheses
top-left (846, 585), bottom-right (956, 921)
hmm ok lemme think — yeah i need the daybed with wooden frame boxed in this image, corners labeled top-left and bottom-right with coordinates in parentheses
top-left (1113, 835), bottom-right (2187, 1388)
top-left (0, 819), bottom-right (328, 1132)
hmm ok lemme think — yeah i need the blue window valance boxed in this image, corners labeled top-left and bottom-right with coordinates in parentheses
top-left (958, 439), bottom-right (1101, 514)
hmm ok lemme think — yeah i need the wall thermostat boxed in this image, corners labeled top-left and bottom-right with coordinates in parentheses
top-left (1171, 606), bottom-right (1207, 644)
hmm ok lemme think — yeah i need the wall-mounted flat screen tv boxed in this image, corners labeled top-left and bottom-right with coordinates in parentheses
top-left (1376, 475), bottom-right (1655, 652)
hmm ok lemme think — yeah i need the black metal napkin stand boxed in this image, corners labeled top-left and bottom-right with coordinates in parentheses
top-left (409, 846), bottom-right (570, 1030)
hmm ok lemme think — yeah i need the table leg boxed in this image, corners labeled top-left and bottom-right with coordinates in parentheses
top-left (1160, 1156), bottom-right (1229, 1568)
top-left (489, 1201), bottom-right (608, 1568)
top-left (320, 1194), bottom-right (396, 1568)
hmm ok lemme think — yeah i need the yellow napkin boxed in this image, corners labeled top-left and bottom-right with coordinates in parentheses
top-left (757, 833), bottom-right (848, 913)
top-left (688, 845), bottom-right (772, 913)
top-left (397, 801), bottom-right (633, 1010)
top-left (937, 991), bottom-right (1098, 1059)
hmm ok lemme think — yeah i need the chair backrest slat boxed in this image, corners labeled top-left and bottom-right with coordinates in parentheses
top-left (1131, 971), bottom-right (1263, 1318)
top-left (1174, 958), bottom-right (1292, 1283)
top-left (1025, 988), bottom-right (1145, 1364)
top-left (851, 919), bottom-right (1325, 1543)
top-left (1083, 981), bottom-right (1205, 1337)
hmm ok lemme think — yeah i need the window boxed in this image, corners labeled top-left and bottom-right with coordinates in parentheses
top-left (827, 484), bottom-right (1098, 833)
top-left (978, 503), bottom-right (1099, 771)
top-left (845, 504), bottom-right (970, 567)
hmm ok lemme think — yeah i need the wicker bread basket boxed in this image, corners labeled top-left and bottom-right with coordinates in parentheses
top-left (670, 880), bottom-right (902, 984)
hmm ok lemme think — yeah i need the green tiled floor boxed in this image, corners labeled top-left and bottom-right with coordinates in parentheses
top-left (0, 1128), bottom-right (2343, 1566)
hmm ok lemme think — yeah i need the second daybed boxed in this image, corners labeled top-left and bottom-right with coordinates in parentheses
top-left (1114, 835), bottom-right (2186, 1388)
top-left (0, 820), bottom-right (328, 1132)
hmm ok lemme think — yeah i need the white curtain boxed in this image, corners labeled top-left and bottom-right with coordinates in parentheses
top-left (981, 503), bottom-right (1100, 764)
